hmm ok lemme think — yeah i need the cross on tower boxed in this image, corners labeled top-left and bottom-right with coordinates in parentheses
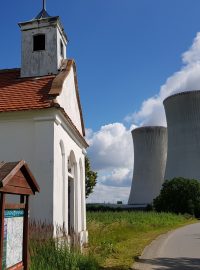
top-left (43, 0), bottom-right (46, 10)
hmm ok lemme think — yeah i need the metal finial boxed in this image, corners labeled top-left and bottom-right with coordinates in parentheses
top-left (43, 0), bottom-right (46, 10)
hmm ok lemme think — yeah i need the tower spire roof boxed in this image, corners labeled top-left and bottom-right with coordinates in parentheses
top-left (43, 0), bottom-right (46, 10)
top-left (35, 0), bottom-right (51, 19)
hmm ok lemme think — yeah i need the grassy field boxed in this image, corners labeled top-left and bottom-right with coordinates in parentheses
top-left (87, 211), bottom-right (197, 269)
top-left (29, 212), bottom-right (197, 269)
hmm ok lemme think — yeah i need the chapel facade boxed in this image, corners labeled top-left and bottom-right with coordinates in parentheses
top-left (0, 5), bottom-right (88, 244)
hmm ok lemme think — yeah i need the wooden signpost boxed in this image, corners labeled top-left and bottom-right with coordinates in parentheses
top-left (0, 160), bottom-right (40, 270)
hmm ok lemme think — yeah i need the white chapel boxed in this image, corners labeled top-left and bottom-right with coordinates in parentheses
top-left (0, 4), bottom-right (88, 244)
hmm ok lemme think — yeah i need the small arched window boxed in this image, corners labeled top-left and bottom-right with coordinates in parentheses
top-left (33, 34), bottom-right (45, 51)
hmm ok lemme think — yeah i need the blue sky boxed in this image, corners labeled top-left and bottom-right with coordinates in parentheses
top-left (2, 0), bottom-right (200, 130)
top-left (2, 1), bottom-right (200, 202)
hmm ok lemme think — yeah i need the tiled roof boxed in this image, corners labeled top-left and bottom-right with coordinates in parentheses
top-left (0, 65), bottom-right (88, 147)
top-left (0, 69), bottom-right (56, 112)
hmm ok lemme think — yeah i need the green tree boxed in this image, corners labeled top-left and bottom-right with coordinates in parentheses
top-left (85, 156), bottom-right (97, 198)
top-left (153, 177), bottom-right (200, 217)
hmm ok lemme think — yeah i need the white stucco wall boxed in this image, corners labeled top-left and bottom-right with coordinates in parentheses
top-left (53, 112), bottom-right (87, 240)
top-left (0, 108), bottom-right (87, 243)
top-left (57, 66), bottom-right (83, 135)
top-left (0, 110), bottom-right (54, 223)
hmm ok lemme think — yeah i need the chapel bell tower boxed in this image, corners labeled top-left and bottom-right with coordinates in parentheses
top-left (19, 1), bottom-right (68, 78)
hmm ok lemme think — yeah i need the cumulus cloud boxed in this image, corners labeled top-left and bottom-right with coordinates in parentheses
top-left (86, 123), bottom-right (135, 171)
top-left (126, 32), bottom-right (200, 126)
top-left (86, 123), bottom-right (136, 190)
top-left (87, 183), bottom-right (130, 204)
top-left (100, 167), bottom-right (132, 187)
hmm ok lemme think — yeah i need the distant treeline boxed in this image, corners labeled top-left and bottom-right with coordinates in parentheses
top-left (86, 203), bottom-right (152, 212)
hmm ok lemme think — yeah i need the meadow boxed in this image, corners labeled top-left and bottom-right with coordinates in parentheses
top-left (87, 211), bottom-right (196, 269)
top-left (29, 211), bottom-right (196, 270)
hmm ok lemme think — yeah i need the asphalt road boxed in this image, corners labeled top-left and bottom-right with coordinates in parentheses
top-left (133, 223), bottom-right (200, 270)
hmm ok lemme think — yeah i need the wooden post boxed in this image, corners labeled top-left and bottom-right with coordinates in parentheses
top-left (23, 195), bottom-right (29, 270)
top-left (0, 193), bottom-right (5, 270)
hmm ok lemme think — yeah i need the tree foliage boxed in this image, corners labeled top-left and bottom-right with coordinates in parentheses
top-left (153, 177), bottom-right (200, 217)
top-left (85, 156), bottom-right (97, 198)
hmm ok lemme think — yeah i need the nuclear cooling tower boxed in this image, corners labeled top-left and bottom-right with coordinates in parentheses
top-left (164, 91), bottom-right (200, 181)
top-left (128, 126), bottom-right (167, 205)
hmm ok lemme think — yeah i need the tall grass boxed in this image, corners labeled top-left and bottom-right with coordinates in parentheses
top-left (29, 222), bottom-right (99, 270)
top-left (87, 211), bottom-right (196, 269)
top-left (28, 212), bottom-right (196, 270)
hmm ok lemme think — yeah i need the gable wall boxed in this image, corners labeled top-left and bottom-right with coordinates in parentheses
top-left (57, 67), bottom-right (83, 135)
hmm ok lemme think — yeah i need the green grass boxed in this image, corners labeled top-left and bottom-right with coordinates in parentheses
top-left (87, 211), bottom-right (197, 269)
top-left (29, 222), bottom-right (99, 270)
top-left (29, 212), bottom-right (196, 269)
top-left (29, 238), bottom-right (99, 270)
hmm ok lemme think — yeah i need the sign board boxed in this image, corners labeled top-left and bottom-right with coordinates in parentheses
top-left (2, 210), bottom-right (24, 270)
top-left (0, 160), bottom-right (40, 270)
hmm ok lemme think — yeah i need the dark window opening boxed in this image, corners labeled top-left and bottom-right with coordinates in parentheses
top-left (60, 40), bottom-right (64, 57)
top-left (33, 34), bottom-right (45, 51)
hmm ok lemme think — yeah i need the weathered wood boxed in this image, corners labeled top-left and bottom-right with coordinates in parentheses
top-left (0, 193), bottom-right (5, 270)
top-left (1, 161), bottom-right (25, 187)
top-left (0, 161), bottom-right (39, 270)
top-left (21, 165), bottom-right (40, 193)
top-left (23, 195), bottom-right (29, 270)
top-left (0, 186), bottom-right (33, 195)
top-left (9, 172), bottom-right (30, 189)
top-left (0, 160), bottom-right (39, 270)
top-left (7, 261), bottom-right (23, 270)
top-left (5, 203), bottom-right (25, 210)
top-left (0, 161), bottom-right (39, 194)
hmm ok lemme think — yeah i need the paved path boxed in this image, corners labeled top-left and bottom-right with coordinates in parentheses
top-left (133, 223), bottom-right (200, 270)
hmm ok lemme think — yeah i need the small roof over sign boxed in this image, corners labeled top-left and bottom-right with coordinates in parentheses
top-left (0, 160), bottom-right (40, 195)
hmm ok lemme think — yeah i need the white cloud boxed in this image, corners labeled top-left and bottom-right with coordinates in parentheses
top-left (87, 183), bottom-right (130, 204)
top-left (86, 123), bottom-right (135, 203)
top-left (86, 123), bottom-right (135, 172)
top-left (126, 32), bottom-right (200, 126)
top-left (182, 33), bottom-right (200, 65)
top-left (100, 167), bottom-right (132, 187)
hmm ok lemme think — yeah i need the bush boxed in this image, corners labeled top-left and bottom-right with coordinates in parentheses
top-left (153, 177), bottom-right (200, 217)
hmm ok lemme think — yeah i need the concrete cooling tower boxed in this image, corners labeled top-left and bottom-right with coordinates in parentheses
top-left (128, 126), bottom-right (167, 205)
top-left (164, 91), bottom-right (200, 181)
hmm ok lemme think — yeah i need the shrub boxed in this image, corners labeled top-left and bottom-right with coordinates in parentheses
top-left (153, 177), bottom-right (200, 217)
